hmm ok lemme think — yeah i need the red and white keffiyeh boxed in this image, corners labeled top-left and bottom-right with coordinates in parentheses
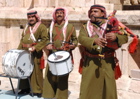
top-left (24, 10), bottom-right (41, 42)
top-left (87, 4), bottom-right (107, 38)
top-left (49, 7), bottom-right (68, 43)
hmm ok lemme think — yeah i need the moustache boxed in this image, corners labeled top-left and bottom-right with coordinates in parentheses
top-left (90, 15), bottom-right (107, 19)
top-left (29, 20), bottom-right (34, 22)
top-left (90, 15), bottom-right (95, 18)
top-left (57, 15), bottom-right (62, 18)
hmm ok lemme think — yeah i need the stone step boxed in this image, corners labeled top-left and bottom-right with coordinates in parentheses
top-left (131, 69), bottom-right (140, 79)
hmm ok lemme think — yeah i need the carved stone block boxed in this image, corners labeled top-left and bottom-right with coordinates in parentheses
top-left (131, 69), bottom-right (140, 79)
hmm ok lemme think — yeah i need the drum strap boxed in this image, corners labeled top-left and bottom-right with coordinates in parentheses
top-left (64, 27), bottom-right (75, 64)
top-left (53, 26), bottom-right (74, 42)
top-left (54, 27), bottom-right (63, 41)
top-left (66, 27), bottom-right (74, 42)
top-left (62, 27), bottom-right (75, 50)
top-left (52, 26), bottom-right (74, 51)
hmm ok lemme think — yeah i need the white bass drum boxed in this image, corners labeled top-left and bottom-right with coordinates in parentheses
top-left (2, 49), bottom-right (34, 78)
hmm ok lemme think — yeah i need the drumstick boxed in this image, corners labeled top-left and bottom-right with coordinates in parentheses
top-left (53, 52), bottom-right (57, 58)
top-left (53, 52), bottom-right (63, 60)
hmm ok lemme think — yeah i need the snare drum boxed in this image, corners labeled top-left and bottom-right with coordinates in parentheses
top-left (47, 51), bottom-right (73, 76)
top-left (2, 49), bottom-right (34, 78)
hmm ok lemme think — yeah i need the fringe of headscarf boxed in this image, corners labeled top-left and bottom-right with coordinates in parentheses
top-left (87, 4), bottom-right (107, 38)
top-left (86, 20), bottom-right (107, 38)
top-left (24, 10), bottom-right (41, 35)
top-left (49, 7), bottom-right (68, 43)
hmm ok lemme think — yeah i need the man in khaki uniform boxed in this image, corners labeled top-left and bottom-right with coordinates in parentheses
top-left (17, 10), bottom-right (48, 98)
top-left (42, 7), bottom-right (78, 99)
top-left (78, 5), bottom-right (128, 99)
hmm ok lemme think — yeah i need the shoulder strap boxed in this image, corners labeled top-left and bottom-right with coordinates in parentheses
top-left (54, 26), bottom-right (63, 41)
top-left (66, 26), bottom-right (74, 42)
top-left (82, 24), bottom-right (89, 37)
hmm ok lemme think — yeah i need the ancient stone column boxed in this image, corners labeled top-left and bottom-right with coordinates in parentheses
top-left (34, 0), bottom-right (48, 7)
top-left (130, 0), bottom-right (139, 5)
top-left (109, 0), bottom-right (123, 10)
top-left (0, 0), bottom-right (6, 7)
top-left (24, 0), bottom-right (34, 8)
top-left (138, 0), bottom-right (140, 3)
top-left (96, 0), bottom-right (114, 10)
top-left (123, 0), bottom-right (131, 5)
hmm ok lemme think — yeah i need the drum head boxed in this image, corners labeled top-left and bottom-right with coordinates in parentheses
top-left (48, 51), bottom-right (70, 63)
top-left (16, 50), bottom-right (34, 78)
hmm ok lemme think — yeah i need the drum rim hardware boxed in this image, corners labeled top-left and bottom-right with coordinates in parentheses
top-left (47, 51), bottom-right (73, 76)
top-left (48, 51), bottom-right (70, 63)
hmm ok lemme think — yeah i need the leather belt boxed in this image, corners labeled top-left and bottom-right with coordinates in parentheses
top-left (22, 43), bottom-right (37, 48)
top-left (85, 51), bottom-right (114, 58)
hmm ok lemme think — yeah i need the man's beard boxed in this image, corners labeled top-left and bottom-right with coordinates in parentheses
top-left (90, 15), bottom-right (97, 22)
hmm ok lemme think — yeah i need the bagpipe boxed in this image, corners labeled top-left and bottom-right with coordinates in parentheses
top-left (102, 10), bottom-right (138, 79)
top-left (106, 10), bottom-right (138, 53)
top-left (118, 22), bottom-right (138, 53)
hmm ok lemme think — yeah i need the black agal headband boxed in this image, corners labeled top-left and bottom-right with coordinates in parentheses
top-left (90, 5), bottom-right (105, 9)
top-left (27, 11), bottom-right (37, 15)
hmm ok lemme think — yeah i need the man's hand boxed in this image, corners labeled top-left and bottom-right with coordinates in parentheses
top-left (46, 44), bottom-right (53, 50)
top-left (28, 46), bottom-right (36, 52)
top-left (94, 38), bottom-right (107, 48)
top-left (105, 33), bottom-right (117, 41)
top-left (69, 44), bottom-right (76, 49)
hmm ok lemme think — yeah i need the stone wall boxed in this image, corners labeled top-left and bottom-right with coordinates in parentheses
top-left (0, 0), bottom-right (124, 10)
